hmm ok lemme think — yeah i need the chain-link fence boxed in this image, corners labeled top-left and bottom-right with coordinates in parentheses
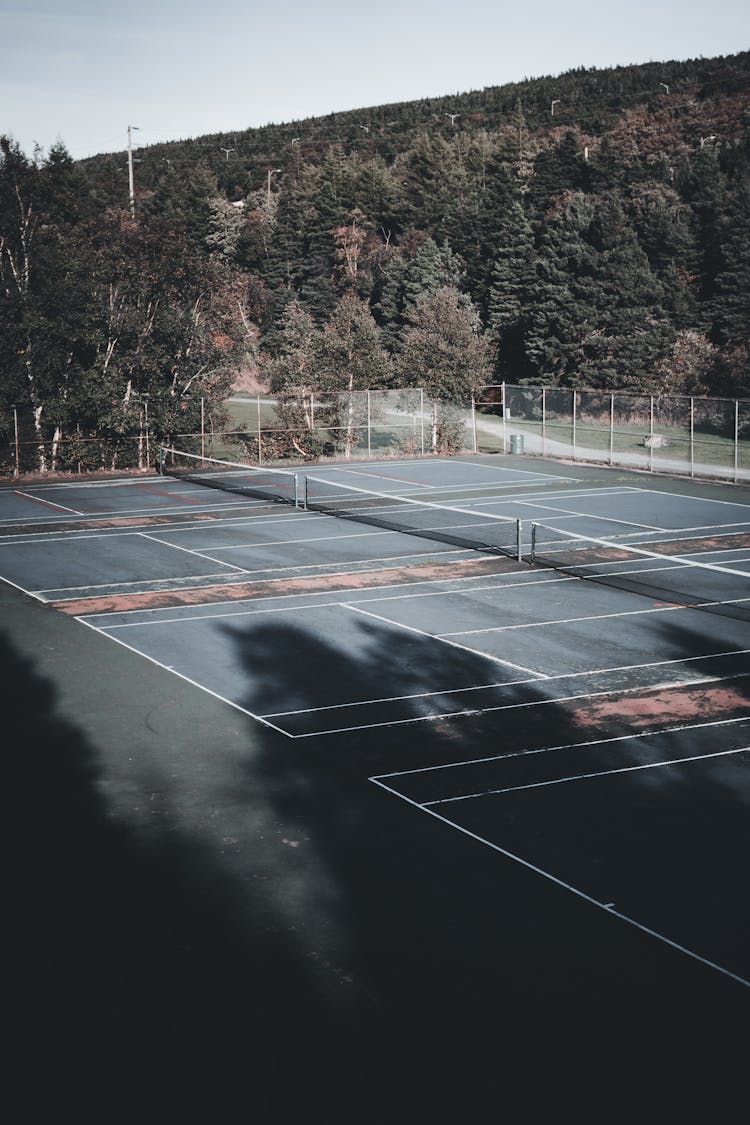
top-left (171, 389), bottom-right (477, 465)
top-left (474, 384), bottom-right (750, 483)
top-left (3, 384), bottom-right (749, 482)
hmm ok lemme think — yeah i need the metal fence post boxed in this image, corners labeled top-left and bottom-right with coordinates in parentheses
top-left (471, 394), bottom-right (478, 454)
top-left (542, 388), bottom-right (546, 457)
top-left (502, 382), bottom-right (507, 453)
top-left (572, 390), bottom-right (576, 461)
top-left (200, 396), bottom-right (205, 461)
top-left (609, 392), bottom-right (614, 464)
top-left (12, 405), bottom-right (19, 478)
top-left (735, 400), bottom-right (739, 484)
top-left (649, 395), bottom-right (654, 472)
top-left (257, 395), bottom-right (262, 463)
top-left (690, 397), bottom-right (694, 477)
top-left (366, 389), bottom-right (371, 459)
top-left (420, 389), bottom-right (425, 454)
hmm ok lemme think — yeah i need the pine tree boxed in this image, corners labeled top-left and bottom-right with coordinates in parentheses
top-left (487, 197), bottom-right (536, 379)
top-left (710, 178), bottom-right (750, 349)
top-left (373, 236), bottom-right (466, 352)
top-left (526, 193), bottom-right (674, 388)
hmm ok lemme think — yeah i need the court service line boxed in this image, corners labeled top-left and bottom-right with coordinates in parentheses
top-left (440, 596), bottom-right (750, 637)
top-left (0, 498), bottom-right (271, 528)
top-left (0, 508), bottom-right (323, 544)
top-left (137, 531), bottom-right (249, 573)
top-left (531, 553), bottom-right (750, 584)
top-left (263, 655), bottom-right (750, 719)
top-left (369, 777), bottom-right (750, 991)
top-left (631, 485), bottom-right (750, 513)
top-left (185, 526), bottom-right (430, 552)
top-left (342, 602), bottom-right (550, 679)
top-left (322, 465), bottom-right (441, 489)
top-left (518, 500), bottom-right (666, 532)
top-left (375, 714), bottom-right (750, 779)
top-left (536, 524), bottom-right (750, 580)
top-left (281, 670), bottom-right (750, 737)
top-left (424, 746), bottom-right (750, 805)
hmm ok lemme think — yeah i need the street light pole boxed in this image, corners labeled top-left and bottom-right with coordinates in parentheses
top-left (127, 125), bottom-right (140, 217)
top-left (267, 167), bottom-right (281, 206)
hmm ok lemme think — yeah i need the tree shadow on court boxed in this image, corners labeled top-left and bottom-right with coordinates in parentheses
top-left (5, 599), bottom-right (748, 1125)
top-left (219, 610), bottom-right (750, 1123)
top-left (0, 626), bottom-right (406, 1123)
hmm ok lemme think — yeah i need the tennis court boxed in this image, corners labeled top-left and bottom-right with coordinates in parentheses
top-left (3, 452), bottom-right (749, 1119)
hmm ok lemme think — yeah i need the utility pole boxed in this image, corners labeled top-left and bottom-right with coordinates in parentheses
top-left (127, 125), bottom-right (140, 218)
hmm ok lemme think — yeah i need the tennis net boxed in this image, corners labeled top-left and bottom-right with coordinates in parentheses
top-left (302, 472), bottom-right (523, 560)
top-left (159, 448), bottom-right (303, 507)
top-left (528, 522), bottom-right (750, 621)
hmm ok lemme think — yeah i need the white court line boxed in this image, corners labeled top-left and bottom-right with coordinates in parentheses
top-left (35, 571), bottom-right (237, 596)
top-left (75, 617), bottom-right (290, 738)
top-left (534, 524), bottom-right (750, 580)
top-left (78, 564), bottom-right (557, 623)
top-left (375, 715), bottom-right (750, 780)
top-left (0, 572), bottom-right (48, 603)
top-left (6, 476), bottom-right (163, 491)
top-left (280, 670), bottom-right (750, 737)
top-left (13, 490), bottom-right (84, 515)
top-left (188, 526), bottom-right (439, 552)
top-left (263, 656), bottom-right (750, 719)
top-left (0, 498), bottom-right (269, 528)
top-left (137, 531), bottom-right (249, 573)
top-left (0, 508), bottom-right (321, 545)
top-left (343, 601), bottom-right (549, 679)
top-left (369, 777), bottom-right (750, 991)
top-left (519, 499), bottom-right (666, 531)
top-left (626, 485), bottom-right (750, 512)
top-left (440, 596), bottom-right (750, 637)
top-left (424, 746), bottom-right (750, 805)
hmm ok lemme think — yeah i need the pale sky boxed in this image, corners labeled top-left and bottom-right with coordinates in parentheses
top-left (2, 0), bottom-right (748, 160)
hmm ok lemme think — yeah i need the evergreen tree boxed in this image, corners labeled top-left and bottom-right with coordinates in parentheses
top-left (487, 197), bottom-right (536, 380)
top-left (710, 178), bottom-right (750, 350)
top-left (526, 193), bottom-right (674, 388)
top-left (373, 236), bottom-right (466, 352)
top-left (525, 192), bottom-right (598, 384)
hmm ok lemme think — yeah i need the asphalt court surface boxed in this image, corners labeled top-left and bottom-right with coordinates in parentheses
top-left (2, 454), bottom-right (750, 994)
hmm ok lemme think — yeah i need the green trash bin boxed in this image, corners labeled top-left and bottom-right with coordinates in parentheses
top-left (510, 434), bottom-right (525, 455)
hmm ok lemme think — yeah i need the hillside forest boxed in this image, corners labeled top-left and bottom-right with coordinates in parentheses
top-left (1, 51), bottom-right (749, 472)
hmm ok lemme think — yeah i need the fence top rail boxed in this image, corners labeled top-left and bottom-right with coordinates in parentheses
top-left (478, 384), bottom-right (750, 407)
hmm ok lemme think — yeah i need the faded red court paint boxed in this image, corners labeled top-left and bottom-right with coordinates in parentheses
top-left (570, 681), bottom-right (750, 734)
top-left (135, 483), bottom-right (201, 503)
top-left (0, 511), bottom-right (221, 538)
top-left (53, 555), bottom-right (516, 615)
